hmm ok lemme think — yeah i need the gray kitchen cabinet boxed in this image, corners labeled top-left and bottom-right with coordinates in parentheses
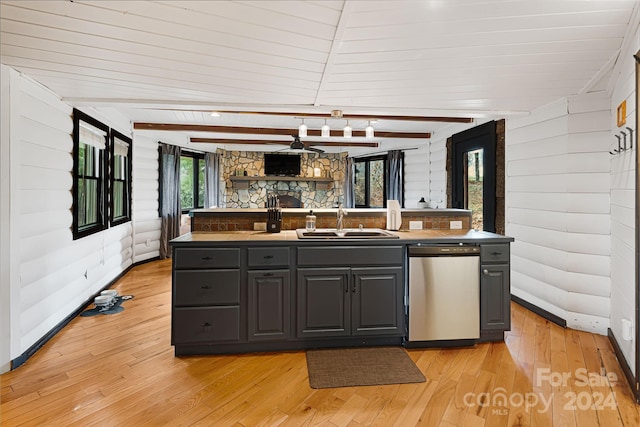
top-left (170, 236), bottom-right (512, 355)
top-left (297, 264), bottom-right (403, 338)
top-left (297, 268), bottom-right (350, 338)
top-left (247, 247), bottom-right (291, 342)
top-left (480, 244), bottom-right (511, 337)
top-left (247, 269), bottom-right (291, 341)
top-left (351, 267), bottom-right (404, 336)
top-left (172, 247), bottom-right (242, 345)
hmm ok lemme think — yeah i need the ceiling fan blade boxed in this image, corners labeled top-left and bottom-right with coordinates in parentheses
top-left (305, 145), bottom-right (324, 153)
top-left (303, 141), bottom-right (379, 148)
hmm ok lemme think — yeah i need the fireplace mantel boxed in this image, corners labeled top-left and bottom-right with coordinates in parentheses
top-left (230, 175), bottom-right (333, 190)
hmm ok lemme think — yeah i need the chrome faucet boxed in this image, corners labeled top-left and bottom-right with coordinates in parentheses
top-left (336, 204), bottom-right (347, 232)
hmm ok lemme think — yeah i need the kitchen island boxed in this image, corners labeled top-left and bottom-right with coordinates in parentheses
top-left (170, 229), bottom-right (514, 356)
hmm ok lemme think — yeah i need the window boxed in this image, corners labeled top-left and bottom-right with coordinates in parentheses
top-left (110, 129), bottom-right (132, 226)
top-left (180, 152), bottom-right (205, 212)
top-left (354, 155), bottom-right (387, 208)
top-left (73, 108), bottom-right (133, 239)
top-left (451, 121), bottom-right (496, 232)
top-left (73, 109), bottom-right (109, 239)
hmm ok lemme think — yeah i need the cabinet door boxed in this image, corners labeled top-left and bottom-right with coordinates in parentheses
top-left (297, 268), bottom-right (350, 338)
top-left (351, 267), bottom-right (403, 336)
top-left (247, 270), bottom-right (291, 341)
top-left (480, 264), bottom-right (510, 330)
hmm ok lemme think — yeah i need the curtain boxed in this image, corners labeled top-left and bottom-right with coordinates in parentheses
top-left (159, 143), bottom-right (181, 259)
top-left (204, 152), bottom-right (220, 208)
top-left (386, 150), bottom-right (404, 205)
top-left (343, 157), bottom-right (355, 208)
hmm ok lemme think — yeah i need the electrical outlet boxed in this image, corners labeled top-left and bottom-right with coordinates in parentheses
top-left (450, 220), bottom-right (463, 230)
top-left (254, 222), bottom-right (267, 231)
top-left (409, 221), bottom-right (423, 230)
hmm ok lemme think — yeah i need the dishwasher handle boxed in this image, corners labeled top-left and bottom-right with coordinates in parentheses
top-left (408, 245), bottom-right (480, 257)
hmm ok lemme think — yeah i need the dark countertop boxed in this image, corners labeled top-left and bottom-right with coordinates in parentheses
top-left (189, 207), bottom-right (472, 217)
top-left (170, 229), bottom-right (514, 246)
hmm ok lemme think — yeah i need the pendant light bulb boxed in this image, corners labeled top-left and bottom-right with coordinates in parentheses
top-left (343, 120), bottom-right (352, 138)
top-left (321, 119), bottom-right (330, 138)
top-left (298, 119), bottom-right (307, 138)
top-left (365, 121), bottom-right (374, 139)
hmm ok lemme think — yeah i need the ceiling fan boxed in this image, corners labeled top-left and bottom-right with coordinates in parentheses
top-left (282, 135), bottom-right (324, 153)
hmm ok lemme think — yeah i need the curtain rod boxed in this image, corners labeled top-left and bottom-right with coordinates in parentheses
top-left (159, 140), bottom-right (207, 155)
top-left (350, 147), bottom-right (419, 159)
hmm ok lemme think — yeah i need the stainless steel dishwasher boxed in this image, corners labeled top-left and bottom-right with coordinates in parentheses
top-left (408, 244), bottom-right (480, 344)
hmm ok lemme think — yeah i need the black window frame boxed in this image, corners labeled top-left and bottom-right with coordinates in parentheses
top-left (109, 129), bottom-right (132, 227)
top-left (72, 108), bottom-right (109, 240)
top-left (180, 151), bottom-right (205, 214)
top-left (354, 154), bottom-right (388, 208)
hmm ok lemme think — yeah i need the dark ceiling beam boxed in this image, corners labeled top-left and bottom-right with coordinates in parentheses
top-left (190, 138), bottom-right (379, 148)
top-left (187, 110), bottom-right (474, 123)
top-left (190, 138), bottom-right (288, 145)
top-left (134, 122), bottom-right (430, 138)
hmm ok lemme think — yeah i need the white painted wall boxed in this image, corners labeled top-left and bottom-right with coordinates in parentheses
top-left (403, 144), bottom-right (429, 208)
top-left (506, 94), bottom-right (612, 335)
top-left (0, 65), bottom-right (20, 373)
top-left (428, 134), bottom-right (447, 209)
top-left (609, 8), bottom-right (639, 375)
top-left (131, 134), bottom-right (161, 263)
top-left (0, 66), bottom-right (136, 371)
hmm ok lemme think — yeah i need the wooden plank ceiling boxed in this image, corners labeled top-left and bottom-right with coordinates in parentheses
top-left (0, 0), bottom-right (636, 152)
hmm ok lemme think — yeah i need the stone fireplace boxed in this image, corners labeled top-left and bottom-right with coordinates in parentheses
top-left (220, 149), bottom-right (346, 209)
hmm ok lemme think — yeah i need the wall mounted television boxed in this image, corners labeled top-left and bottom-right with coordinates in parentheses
top-left (264, 153), bottom-right (301, 176)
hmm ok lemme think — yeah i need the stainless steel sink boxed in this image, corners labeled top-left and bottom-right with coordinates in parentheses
top-left (296, 228), bottom-right (399, 239)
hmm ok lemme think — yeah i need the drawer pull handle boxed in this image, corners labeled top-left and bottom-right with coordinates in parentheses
top-left (483, 269), bottom-right (489, 275)
top-left (491, 252), bottom-right (501, 256)
top-left (263, 273), bottom-right (274, 277)
top-left (202, 322), bottom-right (212, 327)
top-left (201, 256), bottom-right (212, 261)
top-left (201, 285), bottom-right (211, 290)
top-left (263, 255), bottom-right (274, 259)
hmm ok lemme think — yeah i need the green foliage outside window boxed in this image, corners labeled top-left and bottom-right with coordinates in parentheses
top-left (180, 154), bottom-right (206, 211)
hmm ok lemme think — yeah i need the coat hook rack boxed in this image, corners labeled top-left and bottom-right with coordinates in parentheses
top-left (610, 127), bottom-right (636, 155)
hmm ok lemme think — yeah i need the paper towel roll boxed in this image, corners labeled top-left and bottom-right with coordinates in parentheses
top-left (386, 200), bottom-right (402, 230)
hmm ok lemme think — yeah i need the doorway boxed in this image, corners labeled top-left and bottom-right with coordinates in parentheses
top-left (451, 121), bottom-right (497, 232)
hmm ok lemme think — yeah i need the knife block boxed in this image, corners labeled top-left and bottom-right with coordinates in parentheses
top-left (267, 219), bottom-right (281, 233)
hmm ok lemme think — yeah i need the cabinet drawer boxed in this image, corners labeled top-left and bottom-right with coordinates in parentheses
top-left (248, 247), bottom-right (290, 268)
top-left (173, 307), bottom-right (240, 343)
top-left (297, 246), bottom-right (403, 267)
top-left (481, 244), bottom-right (510, 263)
top-left (174, 270), bottom-right (240, 306)
top-left (174, 248), bottom-right (240, 269)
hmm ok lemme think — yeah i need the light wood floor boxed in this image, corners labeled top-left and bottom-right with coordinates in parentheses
top-left (1, 259), bottom-right (639, 426)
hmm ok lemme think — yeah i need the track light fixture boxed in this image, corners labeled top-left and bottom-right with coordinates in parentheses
top-left (293, 113), bottom-right (378, 139)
